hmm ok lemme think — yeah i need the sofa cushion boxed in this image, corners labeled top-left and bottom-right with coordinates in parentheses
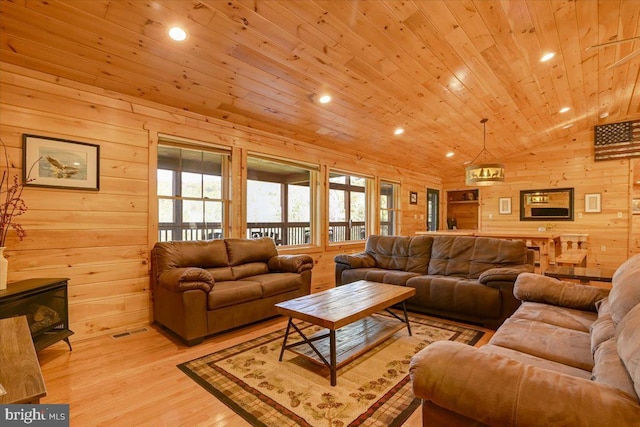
top-left (616, 303), bottom-right (640, 398)
top-left (608, 253), bottom-right (640, 325)
top-left (428, 237), bottom-right (476, 277)
top-left (207, 281), bottom-right (263, 309)
top-left (406, 275), bottom-right (501, 318)
top-left (365, 235), bottom-right (433, 273)
top-left (334, 253), bottom-right (375, 268)
top-left (467, 238), bottom-right (528, 278)
top-left (380, 271), bottom-right (422, 285)
top-left (510, 301), bottom-right (597, 333)
top-left (428, 236), bottom-right (528, 279)
top-left (591, 298), bottom-right (615, 355)
top-left (154, 240), bottom-right (230, 271)
top-left (514, 273), bottom-right (609, 311)
top-left (480, 344), bottom-right (592, 379)
top-left (488, 317), bottom-right (594, 371)
top-left (232, 262), bottom-right (270, 280)
top-left (240, 272), bottom-right (302, 297)
top-left (225, 237), bottom-right (278, 266)
top-left (205, 266), bottom-right (234, 282)
top-left (341, 268), bottom-right (387, 285)
top-left (592, 337), bottom-right (638, 399)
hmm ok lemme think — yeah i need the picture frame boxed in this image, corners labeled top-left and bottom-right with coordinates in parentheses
top-left (409, 191), bottom-right (418, 205)
top-left (499, 197), bottom-right (511, 215)
top-left (584, 193), bottom-right (601, 213)
top-left (633, 198), bottom-right (640, 215)
top-left (23, 134), bottom-right (100, 190)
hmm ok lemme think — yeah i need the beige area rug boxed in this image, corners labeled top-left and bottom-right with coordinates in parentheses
top-left (178, 311), bottom-right (484, 427)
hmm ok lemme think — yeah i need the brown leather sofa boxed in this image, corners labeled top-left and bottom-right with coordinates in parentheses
top-left (335, 235), bottom-right (534, 328)
top-left (151, 237), bottom-right (313, 345)
top-left (410, 253), bottom-right (640, 426)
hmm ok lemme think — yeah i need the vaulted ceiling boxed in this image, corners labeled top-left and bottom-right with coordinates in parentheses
top-left (1, 0), bottom-right (639, 178)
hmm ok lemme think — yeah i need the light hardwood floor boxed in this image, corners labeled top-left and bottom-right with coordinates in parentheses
top-left (37, 314), bottom-right (494, 427)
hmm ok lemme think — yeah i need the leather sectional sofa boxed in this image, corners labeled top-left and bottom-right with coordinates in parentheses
top-left (410, 253), bottom-right (640, 426)
top-left (151, 237), bottom-right (313, 345)
top-left (334, 235), bottom-right (535, 328)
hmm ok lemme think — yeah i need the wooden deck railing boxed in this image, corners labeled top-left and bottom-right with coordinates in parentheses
top-left (158, 221), bottom-right (378, 245)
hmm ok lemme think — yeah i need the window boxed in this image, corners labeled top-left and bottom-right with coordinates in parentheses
top-left (427, 188), bottom-right (440, 231)
top-left (329, 171), bottom-right (369, 242)
top-left (157, 143), bottom-right (229, 242)
top-left (246, 156), bottom-right (316, 246)
top-left (380, 181), bottom-right (399, 235)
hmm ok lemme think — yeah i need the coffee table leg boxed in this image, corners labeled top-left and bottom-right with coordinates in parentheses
top-left (402, 302), bottom-right (412, 336)
top-left (330, 329), bottom-right (337, 386)
top-left (279, 318), bottom-right (293, 362)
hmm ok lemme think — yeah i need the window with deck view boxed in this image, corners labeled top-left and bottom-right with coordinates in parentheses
top-left (380, 181), bottom-right (398, 235)
top-left (329, 172), bottom-right (369, 242)
top-left (157, 144), bottom-right (229, 242)
top-left (246, 156), bottom-right (316, 246)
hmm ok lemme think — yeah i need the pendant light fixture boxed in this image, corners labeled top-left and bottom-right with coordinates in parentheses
top-left (465, 118), bottom-right (505, 186)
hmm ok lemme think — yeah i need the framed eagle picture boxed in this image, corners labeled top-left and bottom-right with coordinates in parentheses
top-left (23, 134), bottom-right (100, 190)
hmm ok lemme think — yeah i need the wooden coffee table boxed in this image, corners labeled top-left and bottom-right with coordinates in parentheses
top-left (274, 280), bottom-right (415, 386)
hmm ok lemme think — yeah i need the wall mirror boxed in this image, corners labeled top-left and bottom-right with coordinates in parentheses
top-left (520, 188), bottom-right (574, 221)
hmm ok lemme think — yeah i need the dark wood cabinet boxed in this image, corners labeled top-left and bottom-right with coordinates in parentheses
top-left (0, 278), bottom-right (73, 351)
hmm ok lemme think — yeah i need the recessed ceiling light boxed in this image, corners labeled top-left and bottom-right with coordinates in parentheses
top-left (319, 95), bottom-right (331, 104)
top-left (446, 152), bottom-right (454, 158)
top-left (559, 107), bottom-right (571, 113)
top-left (394, 128), bottom-right (404, 135)
top-left (168, 27), bottom-right (187, 41)
top-left (540, 52), bottom-right (555, 62)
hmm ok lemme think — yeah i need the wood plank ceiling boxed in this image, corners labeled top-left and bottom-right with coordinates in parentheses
top-left (1, 0), bottom-right (639, 178)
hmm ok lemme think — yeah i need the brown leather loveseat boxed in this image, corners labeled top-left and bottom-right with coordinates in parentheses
top-left (335, 235), bottom-right (534, 328)
top-left (151, 237), bottom-right (313, 345)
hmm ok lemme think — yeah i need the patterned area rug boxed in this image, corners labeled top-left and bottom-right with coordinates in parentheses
top-left (178, 311), bottom-right (484, 427)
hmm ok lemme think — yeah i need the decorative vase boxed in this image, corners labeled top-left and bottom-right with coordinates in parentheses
top-left (0, 247), bottom-right (7, 290)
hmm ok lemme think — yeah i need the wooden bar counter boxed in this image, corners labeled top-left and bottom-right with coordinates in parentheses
top-left (416, 230), bottom-right (562, 273)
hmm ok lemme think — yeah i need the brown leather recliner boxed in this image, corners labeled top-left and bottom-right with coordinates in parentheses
top-left (151, 237), bottom-right (313, 345)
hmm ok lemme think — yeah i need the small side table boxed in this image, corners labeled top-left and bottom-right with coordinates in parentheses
top-left (544, 266), bottom-right (615, 284)
top-left (0, 316), bottom-right (47, 404)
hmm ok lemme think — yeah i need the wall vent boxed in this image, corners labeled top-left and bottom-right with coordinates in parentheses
top-left (111, 328), bottom-right (148, 339)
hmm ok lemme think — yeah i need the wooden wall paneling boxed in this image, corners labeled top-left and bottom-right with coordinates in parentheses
top-left (1, 71), bottom-right (151, 340)
top-left (443, 127), bottom-right (636, 270)
top-left (70, 293), bottom-right (150, 324)
top-left (8, 246), bottom-right (149, 272)
top-left (68, 277), bottom-right (149, 304)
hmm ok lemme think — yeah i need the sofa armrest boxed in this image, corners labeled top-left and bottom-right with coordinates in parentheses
top-left (514, 272), bottom-right (609, 311)
top-left (268, 254), bottom-right (313, 274)
top-left (157, 267), bottom-right (214, 293)
top-left (478, 265), bottom-right (534, 287)
top-left (410, 341), bottom-right (640, 426)
top-left (333, 252), bottom-right (376, 268)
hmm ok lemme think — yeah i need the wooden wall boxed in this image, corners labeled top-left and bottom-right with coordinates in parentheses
top-left (0, 63), bottom-right (439, 340)
top-left (443, 128), bottom-right (640, 270)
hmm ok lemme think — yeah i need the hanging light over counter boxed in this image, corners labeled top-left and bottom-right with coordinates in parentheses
top-left (465, 118), bottom-right (505, 186)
